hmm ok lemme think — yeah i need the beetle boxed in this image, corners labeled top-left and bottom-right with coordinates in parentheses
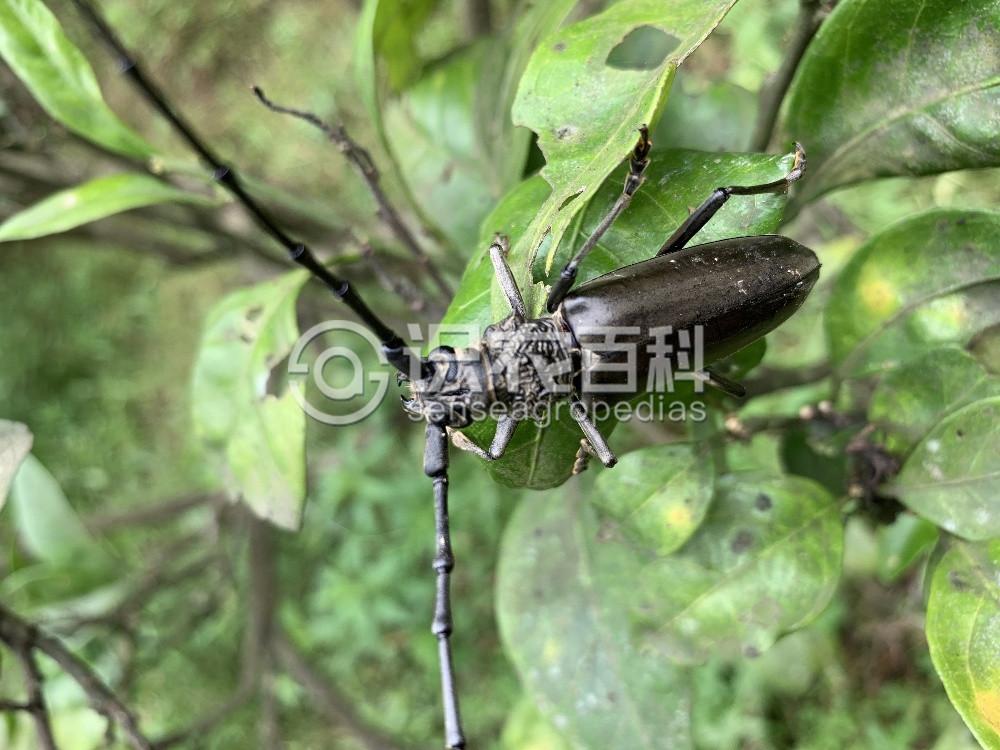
top-left (71, 2), bottom-right (819, 747)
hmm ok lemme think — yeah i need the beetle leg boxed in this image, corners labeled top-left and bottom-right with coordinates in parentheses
top-left (569, 397), bottom-right (617, 469)
top-left (657, 142), bottom-right (807, 256)
top-left (695, 369), bottom-right (747, 399)
top-left (546, 125), bottom-right (652, 313)
top-left (572, 438), bottom-right (597, 474)
top-left (488, 235), bottom-right (528, 321)
top-left (424, 422), bottom-right (467, 750)
top-left (448, 416), bottom-right (519, 460)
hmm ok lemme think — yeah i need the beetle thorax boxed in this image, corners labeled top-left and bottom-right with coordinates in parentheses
top-left (480, 315), bottom-right (576, 413)
top-left (404, 315), bottom-right (577, 427)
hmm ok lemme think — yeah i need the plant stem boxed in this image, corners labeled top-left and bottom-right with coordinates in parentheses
top-left (750, 0), bottom-right (827, 152)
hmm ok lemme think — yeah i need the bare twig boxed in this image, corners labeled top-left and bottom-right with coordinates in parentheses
top-left (0, 604), bottom-right (154, 750)
top-left (252, 87), bottom-right (453, 300)
top-left (360, 238), bottom-right (428, 312)
top-left (750, 0), bottom-right (829, 152)
top-left (274, 631), bottom-right (404, 750)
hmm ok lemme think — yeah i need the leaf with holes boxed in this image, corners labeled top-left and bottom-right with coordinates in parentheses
top-left (191, 271), bottom-right (309, 530)
top-left (497, 489), bottom-right (693, 750)
top-left (595, 443), bottom-right (714, 555)
top-left (506, 0), bottom-right (739, 314)
top-left (444, 147), bottom-right (797, 489)
top-left (870, 347), bottom-right (1000, 455)
top-left (0, 421), bottom-right (32, 512)
top-left (926, 539), bottom-right (1000, 749)
top-left (781, 0), bottom-right (1000, 204)
top-left (0, 173), bottom-right (215, 242)
top-left (0, 0), bottom-right (155, 158)
top-left (891, 396), bottom-right (1000, 541)
top-left (632, 474), bottom-right (842, 664)
top-left (826, 210), bottom-right (1000, 379)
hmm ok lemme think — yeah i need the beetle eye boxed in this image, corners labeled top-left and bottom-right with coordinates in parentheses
top-left (428, 345), bottom-right (459, 382)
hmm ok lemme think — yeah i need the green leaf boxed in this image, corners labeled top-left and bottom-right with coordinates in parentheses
top-left (0, 0), bottom-right (154, 159)
top-left (870, 347), bottom-right (1000, 455)
top-left (384, 43), bottom-right (509, 250)
top-left (507, 0), bottom-right (738, 311)
top-left (891, 396), bottom-right (1000, 541)
top-left (926, 539), bottom-right (1000, 749)
top-left (876, 512), bottom-right (939, 584)
top-left (497, 489), bottom-right (694, 750)
top-left (501, 698), bottom-right (573, 750)
top-left (0, 173), bottom-right (214, 242)
top-left (353, 0), bottom-right (447, 240)
top-left (443, 148), bottom-right (796, 489)
top-left (594, 443), bottom-right (715, 555)
top-left (9, 454), bottom-right (95, 563)
top-left (781, 0), bottom-right (1000, 204)
top-left (0, 421), bottom-right (32, 512)
top-left (633, 474), bottom-right (842, 663)
top-left (374, 1), bottom-right (577, 250)
top-left (826, 210), bottom-right (1000, 378)
top-left (191, 271), bottom-right (309, 530)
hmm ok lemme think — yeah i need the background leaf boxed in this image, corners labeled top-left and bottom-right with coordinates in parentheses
top-left (0, 421), bottom-right (32, 512)
top-left (869, 347), bottom-right (1000, 455)
top-left (926, 539), bottom-right (1000, 749)
top-left (633, 474), bottom-right (842, 664)
top-left (594, 443), bottom-right (715, 555)
top-left (781, 0), bottom-right (1000, 204)
top-left (892, 396), bottom-right (1000, 541)
top-left (191, 271), bottom-right (309, 530)
top-left (826, 210), bottom-right (1000, 378)
top-left (497, 487), bottom-right (694, 750)
top-left (0, 173), bottom-right (214, 242)
top-left (0, 0), bottom-right (154, 158)
top-left (8, 454), bottom-right (96, 563)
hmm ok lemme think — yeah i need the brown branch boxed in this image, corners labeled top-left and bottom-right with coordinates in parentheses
top-left (274, 631), bottom-right (404, 750)
top-left (0, 604), bottom-right (154, 750)
top-left (252, 87), bottom-right (453, 300)
top-left (750, 0), bottom-right (829, 152)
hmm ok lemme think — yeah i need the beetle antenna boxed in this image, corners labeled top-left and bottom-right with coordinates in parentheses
top-left (69, 0), bottom-right (422, 376)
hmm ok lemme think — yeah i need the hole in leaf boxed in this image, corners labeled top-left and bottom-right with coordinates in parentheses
top-left (606, 26), bottom-right (679, 70)
top-left (264, 353), bottom-right (291, 398)
top-left (245, 305), bottom-right (264, 323)
top-left (558, 190), bottom-right (584, 212)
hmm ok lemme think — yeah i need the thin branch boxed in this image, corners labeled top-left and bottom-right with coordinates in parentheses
top-left (466, 0), bottom-right (492, 36)
top-left (12, 644), bottom-right (58, 750)
top-left (274, 631), bottom-right (404, 750)
top-left (743, 362), bottom-right (832, 397)
top-left (0, 604), bottom-right (154, 750)
top-left (252, 87), bottom-right (453, 300)
top-left (86, 492), bottom-right (223, 534)
top-left (750, 0), bottom-right (829, 152)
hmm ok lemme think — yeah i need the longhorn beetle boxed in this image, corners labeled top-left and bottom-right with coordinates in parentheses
top-left (72, 2), bottom-right (820, 747)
